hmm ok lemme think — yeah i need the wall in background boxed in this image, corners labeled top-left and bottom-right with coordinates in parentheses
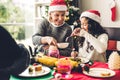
top-left (80, 0), bottom-right (120, 27)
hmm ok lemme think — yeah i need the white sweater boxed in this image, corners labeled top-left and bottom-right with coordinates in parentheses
top-left (78, 29), bottom-right (108, 62)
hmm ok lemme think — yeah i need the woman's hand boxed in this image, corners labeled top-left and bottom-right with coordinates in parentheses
top-left (71, 28), bottom-right (81, 36)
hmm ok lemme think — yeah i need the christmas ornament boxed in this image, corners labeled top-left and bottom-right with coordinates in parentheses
top-left (108, 0), bottom-right (116, 21)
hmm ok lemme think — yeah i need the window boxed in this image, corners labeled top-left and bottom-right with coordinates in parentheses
top-left (0, 0), bottom-right (34, 42)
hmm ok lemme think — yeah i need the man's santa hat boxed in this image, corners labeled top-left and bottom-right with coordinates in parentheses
top-left (80, 10), bottom-right (101, 24)
top-left (48, 0), bottom-right (67, 13)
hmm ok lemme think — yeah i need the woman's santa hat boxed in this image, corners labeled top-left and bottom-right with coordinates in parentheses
top-left (48, 0), bottom-right (67, 13)
top-left (80, 10), bottom-right (101, 24)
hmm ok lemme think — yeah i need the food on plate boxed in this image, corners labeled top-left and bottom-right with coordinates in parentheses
top-left (101, 72), bottom-right (111, 77)
top-left (35, 65), bottom-right (42, 72)
top-left (36, 56), bottom-right (58, 67)
top-left (28, 66), bottom-right (34, 74)
top-left (28, 64), bottom-right (42, 74)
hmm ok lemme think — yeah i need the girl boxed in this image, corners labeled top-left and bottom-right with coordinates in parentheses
top-left (71, 10), bottom-right (108, 62)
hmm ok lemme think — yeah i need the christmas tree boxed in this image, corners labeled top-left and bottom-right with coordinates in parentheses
top-left (65, 0), bottom-right (80, 29)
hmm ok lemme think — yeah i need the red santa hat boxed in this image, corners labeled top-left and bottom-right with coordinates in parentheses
top-left (80, 10), bottom-right (101, 24)
top-left (48, 0), bottom-right (67, 13)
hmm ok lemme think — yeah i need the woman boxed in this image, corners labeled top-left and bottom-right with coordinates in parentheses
top-left (32, 0), bottom-right (72, 56)
top-left (71, 10), bottom-right (108, 62)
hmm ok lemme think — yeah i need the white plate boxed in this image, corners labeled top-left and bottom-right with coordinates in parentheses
top-left (18, 66), bottom-right (51, 77)
top-left (83, 68), bottom-right (116, 78)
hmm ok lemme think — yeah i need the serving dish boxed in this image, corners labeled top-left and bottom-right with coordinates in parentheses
top-left (57, 43), bottom-right (69, 49)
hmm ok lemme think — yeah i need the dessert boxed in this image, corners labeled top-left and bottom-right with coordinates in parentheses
top-left (101, 72), bottom-right (111, 77)
top-left (35, 65), bottom-right (42, 72)
top-left (28, 66), bottom-right (34, 74)
top-left (28, 64), bottom-right (42, 74)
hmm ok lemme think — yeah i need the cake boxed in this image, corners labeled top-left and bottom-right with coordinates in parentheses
top-left (28, 64), bottom-right (42, 74)
top-left (101, 72), bottom-right (111, 77)
top-left (35, 65), bottom-right (42, 72)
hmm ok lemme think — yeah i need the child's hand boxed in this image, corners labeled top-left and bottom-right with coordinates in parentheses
top-left (71, 51), bottom-right (78, 58)
top-left (71, 28), bottom-right (81, 36)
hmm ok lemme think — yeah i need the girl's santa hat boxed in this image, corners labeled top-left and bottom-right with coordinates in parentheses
top-left (80, 10), bottom-right (101, 24)
top-left (48, 0), bottom-right (67, 13)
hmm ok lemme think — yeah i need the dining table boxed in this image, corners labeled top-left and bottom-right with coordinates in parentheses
top-left (10, 61), bottom-right (120, 80)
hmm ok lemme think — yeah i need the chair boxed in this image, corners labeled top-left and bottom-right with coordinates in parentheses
top-left (104, 27), bottom-right (120, 61)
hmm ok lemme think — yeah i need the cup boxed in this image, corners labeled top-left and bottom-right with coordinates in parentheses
top-left (48, 45), bottom-right (60, 58)
top-left (57, 58), bottom-right (72, 75)
top-left (48, 50), bottom-right (59, 58)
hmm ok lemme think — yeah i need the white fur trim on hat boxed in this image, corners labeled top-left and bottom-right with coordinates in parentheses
top-left (48, 5), bottom-right (67, 13)
top-left (80, 11), bottom-right (101, 24)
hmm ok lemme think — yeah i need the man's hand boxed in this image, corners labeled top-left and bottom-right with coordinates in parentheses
top-left (46, 37), bottom-right (57, 46)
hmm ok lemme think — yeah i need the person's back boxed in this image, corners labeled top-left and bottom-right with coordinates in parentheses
top-left (0, 25), bottom-right (30, 80)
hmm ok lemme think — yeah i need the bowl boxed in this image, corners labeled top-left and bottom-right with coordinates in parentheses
top-left (57, 43), bottom-right (69, 49)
